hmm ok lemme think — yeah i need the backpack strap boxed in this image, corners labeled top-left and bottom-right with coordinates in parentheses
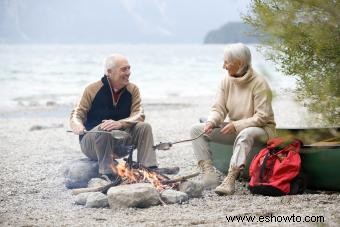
top-left (259, 151), bottom-right (271, 181)
top-left (259, 145), bottom-right (283, 181)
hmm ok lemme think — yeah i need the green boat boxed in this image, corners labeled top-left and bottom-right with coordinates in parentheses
top-left (209, 127), bottom-right (340, 191)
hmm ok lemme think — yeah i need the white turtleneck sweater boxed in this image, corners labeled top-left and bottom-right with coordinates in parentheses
top-left (207, 67), bottom-right (276, 139)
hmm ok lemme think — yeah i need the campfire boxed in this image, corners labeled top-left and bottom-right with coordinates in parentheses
top-left (72, 161), bottom-right (199, 195)
top-left (112, 161), bottom-right (178, 191)
top-left (67, 134), bottom-right (203, 208)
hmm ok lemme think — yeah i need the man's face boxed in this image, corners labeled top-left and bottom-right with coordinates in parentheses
top-left (109, 57), bottom-right (131, 87)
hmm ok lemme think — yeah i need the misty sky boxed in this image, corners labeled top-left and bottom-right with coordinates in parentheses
top-left (0, 0), bottom-right (250, 43)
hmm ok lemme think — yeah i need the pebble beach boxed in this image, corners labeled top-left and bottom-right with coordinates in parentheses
top-left (0, 96), bottom-right (339, 226)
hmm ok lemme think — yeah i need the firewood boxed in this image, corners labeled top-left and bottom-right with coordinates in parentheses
top-left (72, 182), bottom-right (114, 195)
top-left (71, 172), bottom-right (200, 195)
top-left (160, 172), bottom-right (200, 184)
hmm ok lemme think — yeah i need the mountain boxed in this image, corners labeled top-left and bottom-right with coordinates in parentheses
top-left (0, 0), bottom-right (250, 43)
top-left (204, 22), bottom-right (259, 44)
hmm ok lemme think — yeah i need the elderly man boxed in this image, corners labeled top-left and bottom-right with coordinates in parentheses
top-left (191, 43), bottom-right (276, 195)
top-left (70, 54), bottom-right (157, 181)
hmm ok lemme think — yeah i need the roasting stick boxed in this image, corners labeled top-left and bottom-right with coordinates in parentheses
top-left (171, 132), bottom-right (205, 145)
top-left (153, 132), bottom-right (205, 150)
top-left (66, 130), bottom-right (127, 140)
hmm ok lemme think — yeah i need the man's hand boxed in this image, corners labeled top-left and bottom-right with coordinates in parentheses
top-left (220, 122), bottom-right (236, 135)
top-left (100, 120), bottom-right (123, 131)
top-left (72, 124), bottom-right (85, 135)
top-left (203, 121), bottom-right (214, 134)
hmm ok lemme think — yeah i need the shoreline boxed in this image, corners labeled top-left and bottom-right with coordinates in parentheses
top-left (0, 93), bottom-right (330, 129)
top-left (0, 96), bottom-right (214, 119)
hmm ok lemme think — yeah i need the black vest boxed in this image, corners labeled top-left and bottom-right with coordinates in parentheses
top-left (85, 76), bottom-right (132, 130)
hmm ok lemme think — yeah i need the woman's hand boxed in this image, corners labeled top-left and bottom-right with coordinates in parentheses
top-left (203, 121), bottom-right (214, 134)
top-left (220, 122), bottom-right (236, 135)
top-left (100, 119), bottom-right (123, 131)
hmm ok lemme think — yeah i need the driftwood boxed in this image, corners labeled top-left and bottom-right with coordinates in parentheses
top-left (71, 172), bottom-right (200, 195)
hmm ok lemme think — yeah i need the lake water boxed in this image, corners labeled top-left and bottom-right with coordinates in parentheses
top-left (0, 44), bottom-right (295, 105)
top-left (0, 44), bottom-right (318, 126)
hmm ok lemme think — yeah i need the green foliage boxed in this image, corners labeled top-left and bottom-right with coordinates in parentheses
top-left (244, 0), bottom-right (340, 125)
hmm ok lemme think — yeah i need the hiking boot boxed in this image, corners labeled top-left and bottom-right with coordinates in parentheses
top-left (198, 159), bottom-right (220, 189)
top-left (215, 166), bottom-right (241, 196)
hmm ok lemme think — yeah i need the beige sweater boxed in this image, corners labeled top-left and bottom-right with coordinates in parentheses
top-left (207, 67), bottom-right (276, 139)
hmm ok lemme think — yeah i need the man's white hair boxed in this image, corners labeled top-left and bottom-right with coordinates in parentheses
top-left (104, 53), bottom-right (125, 75)
top-left (224, 43), bottom-right (252, 74)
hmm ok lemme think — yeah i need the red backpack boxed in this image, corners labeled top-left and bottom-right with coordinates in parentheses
top-left (248, 138), bottom-right (305, 196)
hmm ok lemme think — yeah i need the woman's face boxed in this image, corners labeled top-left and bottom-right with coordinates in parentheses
top-left (223, 59), bottom-right (241, 76)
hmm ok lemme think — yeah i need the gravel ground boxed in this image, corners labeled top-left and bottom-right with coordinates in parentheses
top-left (0, 97), bottom-right (339, 226)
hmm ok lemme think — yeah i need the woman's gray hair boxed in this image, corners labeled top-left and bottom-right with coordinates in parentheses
top-left (224, 43), bottom-right (252, 75)
top-left (104, 54), bottom-right (124, 75)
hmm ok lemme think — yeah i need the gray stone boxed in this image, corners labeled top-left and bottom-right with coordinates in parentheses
top-left (178, 180), bottom-right (203, 198)
top-left (74, 192), bottom-right (95, 205)
top-left (64, 158), bottom-right (99, 189)
top-left (107, 183), bottom-right (160, 209)
top-left (87, 178), bottom-right (109, 188)
top-left (85, 192), bottom-right (109, 208)
top-left (160, 189), bottom-right (188, 204)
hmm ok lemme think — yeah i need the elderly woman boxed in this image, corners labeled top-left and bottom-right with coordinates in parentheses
top-left (191, 43), bottom-right (276, 195)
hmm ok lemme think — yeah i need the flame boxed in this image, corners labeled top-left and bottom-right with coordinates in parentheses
top-left (112, 162), bottom-right (176, 191)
